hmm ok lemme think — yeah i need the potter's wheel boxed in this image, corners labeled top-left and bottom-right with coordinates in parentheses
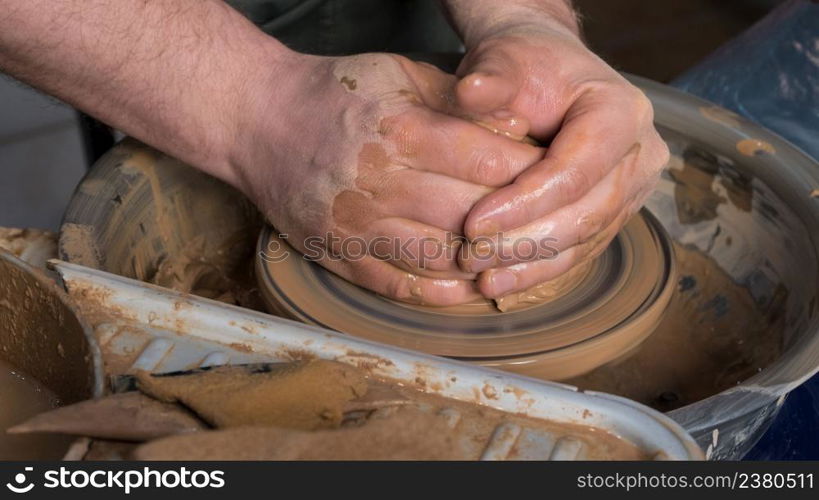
top-left (59, 74), bottom-right (819, 457)
top-left (256, 210), bottom-right (676, 379)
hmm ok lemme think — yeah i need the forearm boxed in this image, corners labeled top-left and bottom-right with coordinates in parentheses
top-left (0, 0), bottom-right (292, 185)
top-left (441, 0), bottom-right (580, 46)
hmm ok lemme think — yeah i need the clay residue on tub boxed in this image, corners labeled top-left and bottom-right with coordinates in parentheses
top-left (134, 407), bottom-right (464, 460)
top-left (567, 243), bottom-right (785, 411)
top-left (59, 223), bottom-right (102, 268)
top-left (132, 366), bottom-right (649, 460)
top-left (151, 233), bottom-right (264, 309)
top-left (667, 148), bottom-right (755, 220)
top-left (699, 106), bottom-right (743, 128)
top-left (668, 158), bottom-right (726, 224)
top-left (136, 360), bottom-right (368, 430)
top-left (61, 140), bottom-right (265, 311)
top-left (736, 138), bottom-right (776, 157)
top-left (718, 169), bottom-right (753, 213)
top-left (0, 227), bottom-right (57, 268)
top-left (16, 358), bottom-right (655, 460)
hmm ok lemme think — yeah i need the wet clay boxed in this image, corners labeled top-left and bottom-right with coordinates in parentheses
top-left (149, 233), bottom-right (263, 308)
top-left (131, 368), bottom-right (647, 460)
top-left (136, 360), bottom-right (368, 430)
top-left (133, 407), bottom-right (465, 460)
top-left (10, 356), bottom-right (647, 460)
top-left (495, 258), bottom-right (593, 312)
top-left (59, 140), bottom-right (265, 311)
top-left (9, 392), bottom-right (206, 441)
top-left (567, 243), bottom-right (784, 411)
top-left (389, 257), bottom-right (593, 315)
top-left (133, 404), bottom-right (646, 460)
top-left (59, 223), bottom-right (102, 269)
top-left (0, 360), bottom-right (74, 460)
top-left (0, 228), bottom-right (57, 269)
top-left (256, 212), bottom-right (674, 380)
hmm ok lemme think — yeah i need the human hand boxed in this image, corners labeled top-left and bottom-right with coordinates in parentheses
top-left (234, 51), bottom-right (544, 305)
top-left (453, 18), bottom-right (670, 299)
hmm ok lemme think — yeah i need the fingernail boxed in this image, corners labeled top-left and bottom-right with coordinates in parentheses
top-left (489, 270), bottom-right (517, 297)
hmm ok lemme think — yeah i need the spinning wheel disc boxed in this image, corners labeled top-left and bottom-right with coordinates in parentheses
top-left (257, 210), bottom-right (675, 380)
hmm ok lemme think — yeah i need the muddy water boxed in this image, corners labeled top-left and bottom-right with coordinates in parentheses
top-left (0, 360), bottom-right (74, 459)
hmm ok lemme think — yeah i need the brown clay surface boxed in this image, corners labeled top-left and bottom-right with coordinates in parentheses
top-left (59, 140), bottom-right (265, 311)
top-left (0, 228), bottom-right (57, 268)
top-left (136, 360), bottom-right (368, 430)
top-left (133, 407), bottom-right (465, 460)
top-left (10, 358), bottom-right (647, 460)
top-left (130, 364), bottom-right (647, 460)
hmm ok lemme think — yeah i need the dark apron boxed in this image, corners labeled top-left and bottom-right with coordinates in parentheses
top-left (225, 0), bottom-right (462, 56)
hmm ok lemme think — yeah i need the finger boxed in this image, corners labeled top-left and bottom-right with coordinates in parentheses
top-left (348, 160), bottom-right (496, 233)
top-left (318, 253), bottom-right (482, 306)
top-left (379, 105), bottom-right (544, 187)
top-left (395, 57), bottom-right (458, 112)
top-left (459, 151), bottom-right (646, 273)
top-left (454, 44), bottom-right (534, 138)
top-left (395, 55), bottom-right (532, 144)
top-left (464, 85), bottom-right (653, 238)
top-left (454, 43), bottom-right (524, 115)
top-left (476, 210), bottom-right (628, 298)
top-left (365, 218), bottom-right (474, 278)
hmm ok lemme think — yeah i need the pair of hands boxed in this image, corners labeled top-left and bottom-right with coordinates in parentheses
top-left (237, 20), bottom-right (669, 306)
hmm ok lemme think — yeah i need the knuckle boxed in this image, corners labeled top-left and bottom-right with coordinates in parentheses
top-left (560, 166), bottom-right (594, 203)
top-left (630, 88), bottom-right (654, 120)
top-left (378, 112), bottom-right (419, 150)
top-left (577, 209), bottom-right (607, 242)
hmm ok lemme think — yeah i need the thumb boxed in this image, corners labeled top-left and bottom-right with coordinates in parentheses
top-left (455, 53), bottom-right (528, 138)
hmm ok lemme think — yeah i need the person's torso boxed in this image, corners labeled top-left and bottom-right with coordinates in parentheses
top-left (225, 0), bottom-right (462, 56)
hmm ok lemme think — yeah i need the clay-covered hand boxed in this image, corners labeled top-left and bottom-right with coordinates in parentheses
top-left (454, 18), bottom-right (670, 299)
top-left (233, 52), bottom-right (544, 305)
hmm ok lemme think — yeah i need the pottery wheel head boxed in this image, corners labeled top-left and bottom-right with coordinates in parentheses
top-left (256, 210), bottom-right (675, 380)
